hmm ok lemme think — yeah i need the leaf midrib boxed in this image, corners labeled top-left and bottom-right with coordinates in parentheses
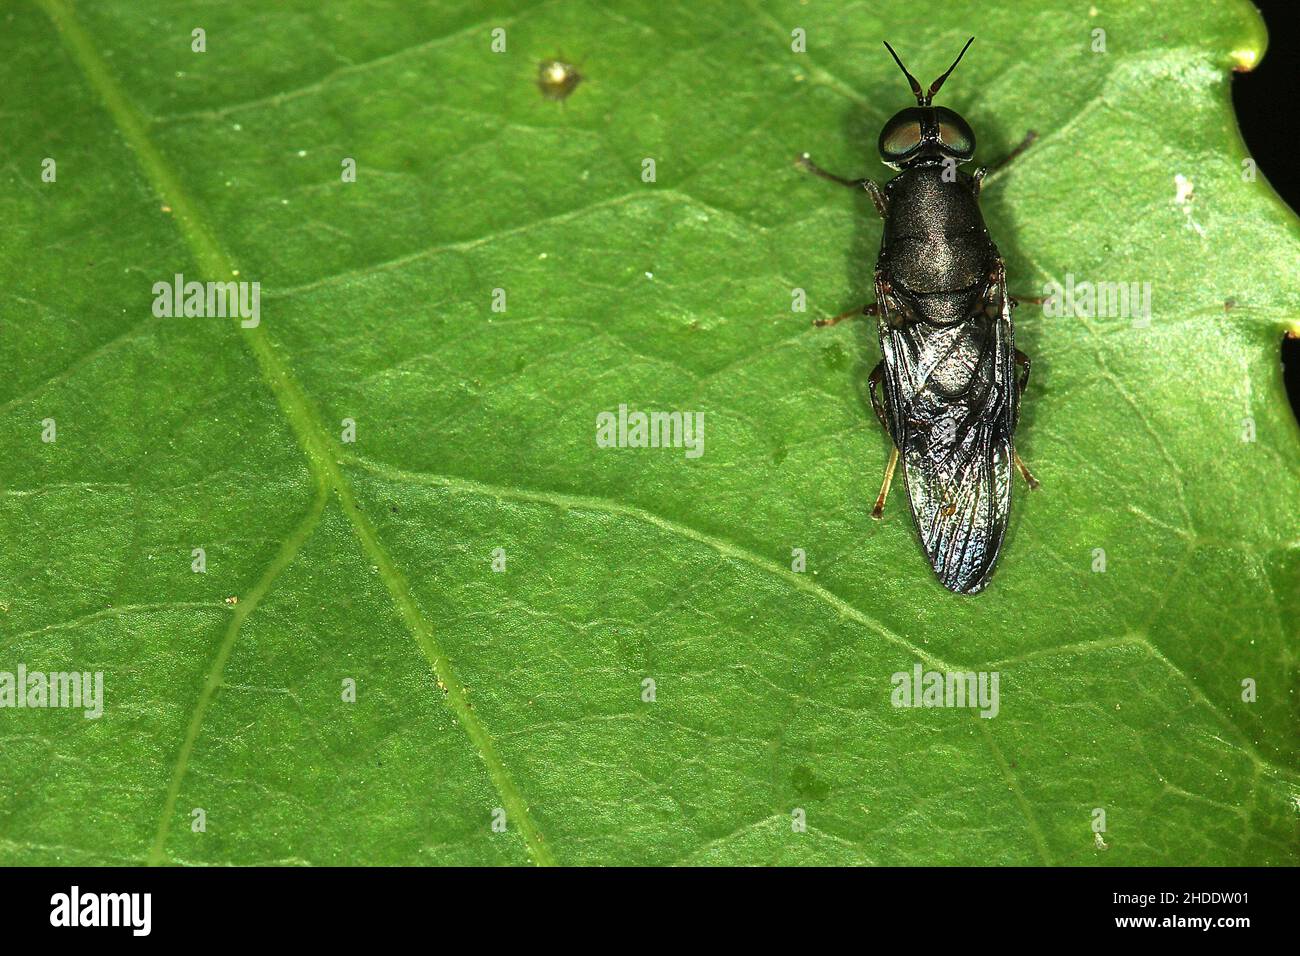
top-left (38, 0), bottom-right (557, 867)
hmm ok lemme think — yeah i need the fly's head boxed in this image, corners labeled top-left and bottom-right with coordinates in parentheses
top-left (878, 38), bottom-right (977, 170)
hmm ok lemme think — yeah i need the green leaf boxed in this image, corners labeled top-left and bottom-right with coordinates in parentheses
top-left (2, 0), bottom-right (1297, 866)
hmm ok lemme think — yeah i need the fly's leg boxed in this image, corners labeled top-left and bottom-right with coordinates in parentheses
top-left (867, 361), bottom-right (890, 430)
top-left (972, 130), bottom-right (1038, 193)
top-left (872, 448), bottom-right (900, 520)
top-left (814, 302), bottom-right (879, 328)
top-left (795, 153), bottom-right (887, 217)
top-left (1010, 294), bottom-right (1049, 308)
top-left (867, 362), bottom-right (899, 519)
top-left (1015, 347), bottom-right (1031, 392)
top-left (794, 152), bottom-right (865, 188)
top-left (988, 130), bottom-right (1038, 174)
top-left (1013, 348), bottom-right (1041, 490)
top-left (1014, 450), bottom-right (1040, 490)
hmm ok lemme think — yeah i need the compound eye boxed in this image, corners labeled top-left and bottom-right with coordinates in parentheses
top-left (881, 119), bottom-right (922, 158)
top-left (934, 109), bottom-right (975, 155)
top-left (938, 122), bottom-right (972, 153)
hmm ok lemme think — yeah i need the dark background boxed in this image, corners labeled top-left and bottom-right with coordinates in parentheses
top-left (1233, 0), bottom-right (1299, 420)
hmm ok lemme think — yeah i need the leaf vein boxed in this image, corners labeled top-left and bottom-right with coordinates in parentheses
top-left (41, 0), bottom-right (556, 867)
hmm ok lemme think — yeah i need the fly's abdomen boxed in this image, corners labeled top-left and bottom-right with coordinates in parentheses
top-left (901, 414), bottom-right (1012, 594)
top-left (879, 305), bottom-right (1016, 594)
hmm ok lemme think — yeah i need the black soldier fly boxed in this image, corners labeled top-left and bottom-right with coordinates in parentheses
top-left (797, 38), bottom-right (1039, 594)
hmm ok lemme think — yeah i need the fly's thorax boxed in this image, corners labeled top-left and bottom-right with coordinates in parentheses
top-left (883, 165), bottom-right (986, 235)
top-left (880, 166), bottom-right (996, 295)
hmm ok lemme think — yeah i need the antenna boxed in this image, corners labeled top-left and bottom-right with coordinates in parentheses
top-left (882, 41), bottom-right (925, 105)
top-left (926, 37), bottom-right (975, 104)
